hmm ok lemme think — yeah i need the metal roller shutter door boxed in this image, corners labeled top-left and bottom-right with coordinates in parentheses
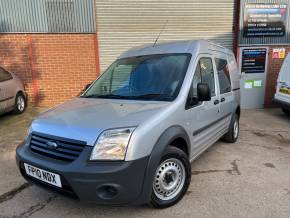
top-left (96, 0), bottom-right (235, 71)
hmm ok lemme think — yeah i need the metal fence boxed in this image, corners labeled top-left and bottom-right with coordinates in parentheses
top-left (239, 0), bottom-right (290, 45)
top-left (0, 0), bottom-right (95, 33)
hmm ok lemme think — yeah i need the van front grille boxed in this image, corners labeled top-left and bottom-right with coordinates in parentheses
top-left (29, 132), bottom-right (86, 162)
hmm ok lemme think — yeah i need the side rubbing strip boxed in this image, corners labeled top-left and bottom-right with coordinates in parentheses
top-left (0, 96), bottom-right (13, 103)
top-left (193, 112), bottom-right (232, 136)
top-left (232, 88), bottom-right (240, 91)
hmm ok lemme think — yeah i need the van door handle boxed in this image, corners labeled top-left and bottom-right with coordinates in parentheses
top-left (221, 97), bottom-right (225, 102)
top-left (214, 99), bottom-right (219, 105)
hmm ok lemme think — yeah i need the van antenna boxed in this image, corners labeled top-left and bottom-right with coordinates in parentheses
top-left (153, 20), bottom-right (168, 47)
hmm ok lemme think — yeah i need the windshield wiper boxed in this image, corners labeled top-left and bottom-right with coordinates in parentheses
top-left (81, 93), bottom-right (173, 100)
top-left (131, 93), bottom-right (172, 100)
top-left (81, 94), bottom-right (129, 99)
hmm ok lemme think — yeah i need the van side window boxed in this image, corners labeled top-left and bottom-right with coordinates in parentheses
top-left (215, 58), bottom-right (231, 94)
top-left (189, 62), bottom-right (202, 99)
top-left (188, 57), bottom-right (215, 102)
top-left (0, 67), bottom-right (13, 82)
top-left (199, 58), bottom-right (215, 96)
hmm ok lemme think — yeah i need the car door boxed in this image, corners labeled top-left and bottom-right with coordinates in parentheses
top-left (184, 55), bottom-right (221, 157)
top-left (214, 55), bottom-right (233, 131)
top-left (0, 67), bottom-right (14, 112)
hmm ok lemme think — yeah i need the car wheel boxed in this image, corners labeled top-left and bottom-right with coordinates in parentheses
top-left (150, 146), bottom-right (191, 208)
top-left (222, 113), bottom-right (239, 143)
top-left (13, 93), bottom-right (26, 114)
top-left (282, 108), bottom-right (290, 115)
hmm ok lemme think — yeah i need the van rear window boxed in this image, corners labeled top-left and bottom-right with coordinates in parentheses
top-left (215, 58), bottom-right (231, 94)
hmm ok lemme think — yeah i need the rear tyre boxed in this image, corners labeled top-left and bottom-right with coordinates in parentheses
top-left (13, 93), bottom-right (26, 114)
top-left (282, 108), bottom-right (290, 115)
top-left (149, 146), bottom-right (191, 209)
top-left (222, 113), bottom-right (239, 143)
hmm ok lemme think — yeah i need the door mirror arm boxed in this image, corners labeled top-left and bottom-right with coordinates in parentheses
top-left (85, 83), bottom-right (92, 90)
top-left (197, 83), bottom-right (211, 101)
top-left (186, 97), bottom-right (199, 108)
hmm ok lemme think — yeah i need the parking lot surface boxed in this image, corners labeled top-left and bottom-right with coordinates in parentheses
top-left (0, 108), bottom-right (289, 218)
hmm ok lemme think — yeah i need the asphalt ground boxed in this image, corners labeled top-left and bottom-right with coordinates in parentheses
top-left (0, 108), bottom-right (289, 218)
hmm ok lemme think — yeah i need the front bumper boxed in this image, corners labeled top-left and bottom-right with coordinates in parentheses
top-left (16, 141), bottom-right (149, 205)
top-left (273, 97), bottom-right (290, 110)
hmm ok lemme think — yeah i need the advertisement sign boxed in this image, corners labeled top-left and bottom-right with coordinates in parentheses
top-left (244, 80), bottom-right (263, 89)
top-left (272, 48), bottom-right (286, 59)
top-left (241, 48), bottom-right (267, 74)
top-left (243, 4), bottom-right (287, 37)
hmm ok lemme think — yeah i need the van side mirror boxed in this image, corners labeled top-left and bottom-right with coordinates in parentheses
top-left (84, 83), bottom-right (92, 91)
top-left (197, 83), bottom-right (211, 101)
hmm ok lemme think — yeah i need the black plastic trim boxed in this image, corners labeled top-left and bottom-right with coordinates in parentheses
top-left (0, 96), bottom-right (13, 102)
top-left (135, 125), bottom-right (191, 205)
top-left (273, 98), bottom-right (290, 110)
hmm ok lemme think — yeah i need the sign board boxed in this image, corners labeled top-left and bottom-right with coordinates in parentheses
top-left (243, 4), bottom-right (287, 37)
top-left (241, 48), bottom-right (267, 74)
top-left (244, 80), bottom-right (263, 89)
top-left (272, 48), bottom-right (286, 59)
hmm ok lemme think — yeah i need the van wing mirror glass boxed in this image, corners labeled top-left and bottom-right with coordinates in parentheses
top-left (197, 83), bottom-right (211, 101)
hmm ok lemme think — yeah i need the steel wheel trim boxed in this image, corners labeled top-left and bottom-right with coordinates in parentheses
top-left (233, 119), bottom-right (239, 139)
top-left (17, 96), bottom-right (25, 111)
top-left (153, 158), bottom-right (186, 201)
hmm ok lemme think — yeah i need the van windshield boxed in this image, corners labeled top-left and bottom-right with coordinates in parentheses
top-left (82, 54), bottom-right (191, 101)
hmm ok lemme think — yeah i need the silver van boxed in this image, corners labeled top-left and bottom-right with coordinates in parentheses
top-left (16, 40), bottom-right (240, 208)
top-left (274, 53), bottom-right (290, 115)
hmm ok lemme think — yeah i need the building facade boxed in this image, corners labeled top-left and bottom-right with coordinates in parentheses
top-left (0, 0), bottom-right (99, 106)
top-left (238, 0), bottom-right (290, 108)
top-left (0, 0), bottom-right (289, 108)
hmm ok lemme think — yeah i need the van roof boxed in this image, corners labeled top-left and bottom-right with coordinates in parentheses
top-left (119, 40), bottom-right (233, 59)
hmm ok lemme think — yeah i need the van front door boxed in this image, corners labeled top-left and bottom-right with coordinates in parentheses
top-left (239, 47), bottom-right (268, 109)
top-left (184, 56), bottom-right (220, 158)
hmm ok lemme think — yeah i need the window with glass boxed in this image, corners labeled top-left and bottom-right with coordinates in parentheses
top-left (0, 67), bottom-right (12, 82)
top-left (188, 57), bottom-right (216, 100)
top-left (83, 54), bottom-right (191, 101)
top-left (215, 58), bottom-right (231, 94)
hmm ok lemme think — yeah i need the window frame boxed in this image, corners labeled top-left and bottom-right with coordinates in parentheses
top-left (82, 53), bottom-right (192, 102)
top-left (186, 56), bottom-right (217, 110)
top-left (0, 67), bottom-right (13, 83)
top-left (214, 57), bottom-right (232, 95)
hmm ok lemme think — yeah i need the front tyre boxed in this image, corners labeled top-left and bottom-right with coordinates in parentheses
top-left (150, 147), bottom-right (191, 208)
top-left (13, 93), bottom-right (26, 114)
top-left (282, 108), bottom-right (290, 115)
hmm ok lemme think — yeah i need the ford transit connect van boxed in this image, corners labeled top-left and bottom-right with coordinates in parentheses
top-left (274, 53), bottom-right (290, 115)
top-left (16, 40), bottom-right (240, 208)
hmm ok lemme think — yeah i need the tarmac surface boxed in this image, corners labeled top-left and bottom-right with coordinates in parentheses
top-left (0, 108), bottom-right (289, 218)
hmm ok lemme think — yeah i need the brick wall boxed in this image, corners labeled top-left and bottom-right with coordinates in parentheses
top-left (0, 34), bottom-right (99, 107)
top-left (265, 46), bottom-right (290, 107)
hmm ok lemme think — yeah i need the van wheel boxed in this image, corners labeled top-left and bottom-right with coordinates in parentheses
top-left (13, 93), bottom-right (26, 114)
top-left (150, 147), bottom-right (191, 208)
top-left (282, 108), bottom-right (290, 115)
top-left (222, 113), bottom-right (239, 143)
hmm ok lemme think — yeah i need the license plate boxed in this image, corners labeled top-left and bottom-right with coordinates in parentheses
top-left (24, 163), bottom-right (62, 188)
top-left (279, 88), bottom-right (290, 95)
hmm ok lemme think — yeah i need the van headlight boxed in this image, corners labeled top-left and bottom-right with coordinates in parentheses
top-left (90, 127), bottom-right (136, 161)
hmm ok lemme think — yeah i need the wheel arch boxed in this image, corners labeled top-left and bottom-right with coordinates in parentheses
top-left (135, 125), bottom-right (191, 204)
top-left (235, 105), bottom-right (240, 118)
top-left (16, 90), bottom-right (27, 100)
